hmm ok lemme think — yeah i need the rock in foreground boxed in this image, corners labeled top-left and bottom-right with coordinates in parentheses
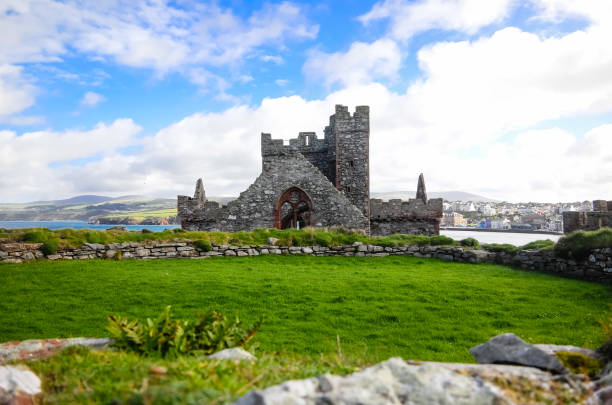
top-left (0, 366), bottom-right (41, 405)
top-left (208, 348), bottom-right (257, 362)
top-left (470, 333), bottom-right (568, 374)
top-left (234, 357), bottom-right (593, 405)
top-left (0, 338), bottom-right (112, 364)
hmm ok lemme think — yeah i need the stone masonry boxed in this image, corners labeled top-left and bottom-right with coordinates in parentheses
top-left (178, 105), bottom-right (443, 235)
top-left (370, 174), bottom-right (443, 235)
top-left (563, 199), bottom-right (612, 233)
top-left (1, 242), bottom-right (610, 283)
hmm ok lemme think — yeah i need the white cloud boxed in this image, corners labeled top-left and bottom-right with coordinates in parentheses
top-left (360, 0), bottom-right (513, 40)
top-left (303, 39), bottom-right (401, 87)
top-left (530, 0), bottom-right (612, 24)
top-left (261, 55), bottom-right (284, 65)
top-left (406, 23), bottom-right (612, 143)
top-left (0, 64), bottom-right (37, 118)
top-left (275, 79), bottom-right (289, 87)
top-left (0, 119), bottom-right (141, 201)
top-left (0, 1), bottom-right (317, 75)
top-left (80, 91), bottom-right (105, 107)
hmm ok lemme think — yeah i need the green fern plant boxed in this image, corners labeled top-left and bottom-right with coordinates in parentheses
top-left (107, 306), bottom-right (262, 358)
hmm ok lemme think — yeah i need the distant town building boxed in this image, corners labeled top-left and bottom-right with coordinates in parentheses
top-left (442, 212), bottom-right (467, 227)
top-left (490, 218), bottom-right (510, 230)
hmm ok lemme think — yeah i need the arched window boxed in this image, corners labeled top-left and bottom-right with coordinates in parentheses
top-left (274, 187), bottom-right (313, 229)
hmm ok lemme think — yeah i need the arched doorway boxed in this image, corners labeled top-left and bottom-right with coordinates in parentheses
top-left (274, 187), bottom-right (313, 229)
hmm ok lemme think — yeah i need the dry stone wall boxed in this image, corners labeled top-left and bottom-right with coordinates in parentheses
top-left (1, 242), bottom-right (610, 283)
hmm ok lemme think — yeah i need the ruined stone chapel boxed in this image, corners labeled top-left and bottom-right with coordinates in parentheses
top-left (178, 105), bottom-right (443, 235)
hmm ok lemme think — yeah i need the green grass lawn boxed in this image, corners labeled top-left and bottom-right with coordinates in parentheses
top-left (106, 208), bottom-right (177, 219)
top-left (1, 256), bottom-right (609, 363)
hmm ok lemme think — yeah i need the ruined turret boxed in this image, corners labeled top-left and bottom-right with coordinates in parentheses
top-left (177, 178), bottom-right (207, 226)
top-left (416, 173), bottom-right (427, 203)
top-left (194, 178), bottom-right (205, 204)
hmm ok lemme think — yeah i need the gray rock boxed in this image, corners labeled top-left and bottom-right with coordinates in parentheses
top-left (83, 242), bottom-right (105, 250)
top-left (0, 338), bottom-right (112, 364)
top-left (234, 357), bottom-right (507, 405)
top-left (470, 333), bottom-right (568, 374)
top-left (208, 348), bottom-right (257, 362)
top-left (0, 365), bottom-right (41, 405)
top-left (20, 252), bottom-right (35, 261)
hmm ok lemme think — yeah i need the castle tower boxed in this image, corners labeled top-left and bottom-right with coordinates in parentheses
top-left (325, 105), bottom-right (370, 218)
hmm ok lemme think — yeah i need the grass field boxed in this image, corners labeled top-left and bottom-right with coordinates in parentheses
top-left (106, 208), bottom-right (177, 220)
top-left (1, 256), bottom-right (609, 362)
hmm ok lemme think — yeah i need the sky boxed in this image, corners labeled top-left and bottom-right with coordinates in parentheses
top-left (1, 0), bottom-right (611, 204)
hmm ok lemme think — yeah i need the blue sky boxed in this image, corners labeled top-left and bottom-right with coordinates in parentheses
top-left (1, 0), bottom-right (612, 203)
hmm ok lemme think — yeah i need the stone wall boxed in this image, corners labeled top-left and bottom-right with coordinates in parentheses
top-left (563, 199), bottom-right (612, 233)
top-left (370, 174), bottom-right (443, 236)
top-left (2, 241), bottom-right (610, 283)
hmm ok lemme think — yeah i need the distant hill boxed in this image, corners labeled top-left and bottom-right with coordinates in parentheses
top-left (27, 195), bottom-right (115, 205)
top-left (0, 195), bottom-right (177, 222)
top-left (372, 191), bottom-right (497, 202)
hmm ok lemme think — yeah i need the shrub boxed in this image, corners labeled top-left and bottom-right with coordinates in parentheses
top-left (554, 228), bottom-right (612, 261)
top-left (193, 240), bottom-right (212, 252)
top-left (314, 233), bottom-right (333, 247)
top-left (107, 306), bottom-right (262, 358)
top-left (22, 230), bottom-right (51, 243)
top-left (40, 241), bottom-right (58, 256)
top-left (377, 237), bottom-right (399, 248)
top-left (460, 237), bottom-right (479, 247)
top-left (482, 243), bottom-right (518, 254)
top-left (141, 228), bottom-right (153, 234)
top-left (520, 240), bottom-right (555, 251)
top-left (429, 235), bottom-right (455, 246)
top-left (413, 235), bottom-right (431, 246)
top-left (173, 228), bottom-right (186, 233)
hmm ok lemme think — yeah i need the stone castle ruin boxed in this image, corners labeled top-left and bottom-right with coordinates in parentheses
top-left (178, 105), bottom-right (442, 235)
top-left (563, 200), bottom-right (612, 234)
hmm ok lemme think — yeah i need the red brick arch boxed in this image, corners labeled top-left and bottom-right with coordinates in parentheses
top-left (273, 187), bottom-right (313, 229)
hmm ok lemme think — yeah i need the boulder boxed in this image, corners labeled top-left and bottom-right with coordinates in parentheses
top-left (235, 357), bottom-right (508, 405)
top-left (208, 348), bottom-right (257, 362)
top-left (0, 365), bottom-right (41, 405)
top-left (470, 333), bottom-right (568, 374)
